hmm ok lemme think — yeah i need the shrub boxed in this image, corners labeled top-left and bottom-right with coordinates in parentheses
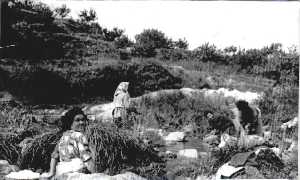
top-left (157, 48), bottom-right (190, 61)
top-left (18, 131), bottom-right (62, 171)
top-left (7, 65), bottom-right (71, 104)
top-left (85, 123), bottom-right (161, 175)
top-left (132, 90), bottom-right (233, 138)
top-left (134, 29), bottom-right (173, 57)
top-left (0, 136), bottom-right (21, 165)
top-left (2, 60), bottom-right (182, 104)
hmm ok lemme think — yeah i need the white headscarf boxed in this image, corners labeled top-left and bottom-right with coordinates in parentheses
top-left (114, 82), bottom-right (129, 98)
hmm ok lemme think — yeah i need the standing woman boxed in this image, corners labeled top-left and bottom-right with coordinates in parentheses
top-left (112, 82), bottom-right (130, 128)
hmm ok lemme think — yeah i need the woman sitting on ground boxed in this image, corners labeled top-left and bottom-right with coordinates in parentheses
top-left (41, 107), bottom-right (94, 179)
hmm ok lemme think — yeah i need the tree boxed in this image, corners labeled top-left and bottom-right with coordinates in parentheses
top-left (114, 35), bottom-right (133, 49)
top-left (103, 27), bottom-right (124, 42)
top-left (173, 38), bottom-right (188, 49)
top-left (193, 43), bottom-right (222, 62)
top-left (134, 29), bottom-right (172, 57)
top-left (78, 9), bottom-right (97, 24)
top-left (54, 4), bottom-right (70, 18)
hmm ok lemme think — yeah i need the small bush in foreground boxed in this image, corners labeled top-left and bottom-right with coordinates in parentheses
top-left (86, 123), bottom-right (161, 175)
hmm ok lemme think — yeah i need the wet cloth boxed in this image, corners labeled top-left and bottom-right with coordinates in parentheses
top-left (55, 158), bottom-right (86, 176)
top-left (51, 130), bottom-right (92, 174)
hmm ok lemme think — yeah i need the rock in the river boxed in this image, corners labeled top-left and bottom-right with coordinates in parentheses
top-left (164, 132), bottom-right (186, 142)
top-left (178, 149), bottom-right (198, 159)
top-left (216, 162), bottom-right (245, 179)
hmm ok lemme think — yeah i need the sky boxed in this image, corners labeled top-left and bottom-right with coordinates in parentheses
top-left (40, 0), bottom-right (299, 51)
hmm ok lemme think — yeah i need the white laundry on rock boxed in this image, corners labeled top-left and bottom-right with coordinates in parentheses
top-left (178, 149), bottom-right (198, 159)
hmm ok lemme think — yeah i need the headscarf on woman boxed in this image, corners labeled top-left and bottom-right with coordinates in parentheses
top-left (113, 82), bottom-right (130, 108)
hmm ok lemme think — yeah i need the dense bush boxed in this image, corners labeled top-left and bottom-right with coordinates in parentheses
top-left (1, 60), bottom-right (182, 104)
top-left (86, 123), bottom-right (161, 175)
top-left (7, 65), bottom-right (71, 104)
top-left (134, 29), bottom-right (173, 57)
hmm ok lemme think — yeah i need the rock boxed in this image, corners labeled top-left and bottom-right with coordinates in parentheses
top-left (270, 147), bottom-right (281, 157)
top-left (216, 162), bottom-right (245, 179)
top-left (239, 135), bottom-right (265, 149)
top-left (165, 151), bottom-right (177, 159)
top-left (164, 132), bottom-right (186, 142)
top-left (281, 117), bottom-right (298, 129)
top-left (0, 160), bottom-right (11, 176)
top-left (182, 124), bottom-right (193, 133)
top-left (55, 172), bottom-right (146, 180)
top-left (83, 103), bottom-right (115, 122)
top-left (198, 151), bottom-right (210, 159)
top-left (218, 134), bottom-right (237, 148)
top-left (0, 160), bottom-right (19, 179)
top-left (287, 140), bottom-right (297, 152)
top-left (174, 176), bottom-right (192, 180)
top-left (178, 149), bottom-right (198, 159)
top-left (263, 131), bottom-right (271, 140)
top-left (144, 128), bottom-right (165, 137)
top-left (165, 150), bottom-right (173, 154)
top-left (234, 166), bottom-right (264, 179)
top-left (196, 175), bottom-right (214, 180)
top-left (203, 134), bottom-right (219, 145)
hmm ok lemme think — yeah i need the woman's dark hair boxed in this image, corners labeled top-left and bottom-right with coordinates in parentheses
top-left (235, 100), bottom-right (255, 126)
top-left (58, 107), bottom-right (87, 132)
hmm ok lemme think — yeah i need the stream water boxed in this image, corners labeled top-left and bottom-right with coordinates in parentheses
top-left (160, 137), bottom-right (210, 154)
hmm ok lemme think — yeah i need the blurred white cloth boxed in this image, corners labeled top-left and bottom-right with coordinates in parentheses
top-left (6, 169), bottom-right (40, 180)
top-left (56, 158), bottom-right (85, 176)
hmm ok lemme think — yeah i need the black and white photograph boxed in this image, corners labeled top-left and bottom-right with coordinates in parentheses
top-left (0, 0), bottom-right (299, 179)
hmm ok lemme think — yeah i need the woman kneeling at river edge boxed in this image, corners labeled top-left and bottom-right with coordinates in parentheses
top-left (41, 107), bottom-right (94, 179)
